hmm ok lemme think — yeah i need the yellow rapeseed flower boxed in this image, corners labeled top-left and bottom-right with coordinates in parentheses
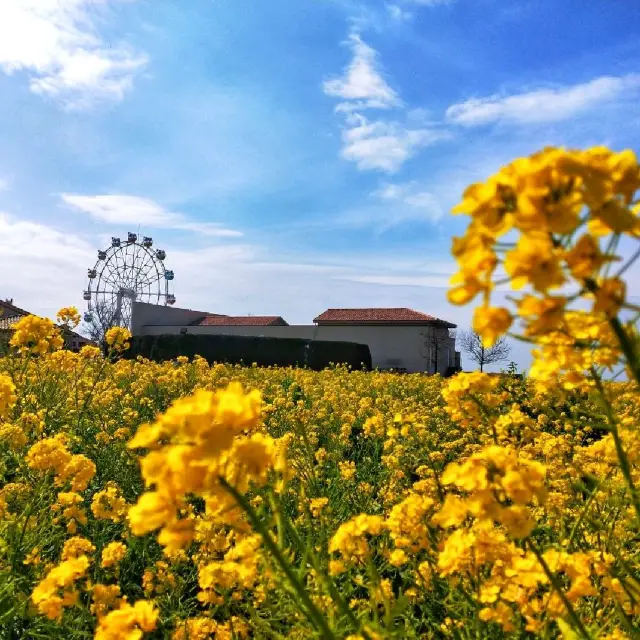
top-left (0, 374), bottom-right (16, 418)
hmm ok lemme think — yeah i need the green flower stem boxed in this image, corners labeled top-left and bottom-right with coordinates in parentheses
top-left (591, 370), bottom-right (640, 528)
top-left (75, 355), bottom-right (110, 429)
top-left (280, 510), bottom-right (371, 639)
top-left (219, 477), bottom-right (336, 640)
top-left (609, 316), bottom-right (640, 386)
top-left (611, 596), bottom-right (638, 639)
top-left (566, 474), bottom-right (609, 550)
top-left (11, 476), bottom-right (46, 571)
top-left (472, 396), bottom-right (498, 445)
top-left (526, 539), bottom-right (592, 640)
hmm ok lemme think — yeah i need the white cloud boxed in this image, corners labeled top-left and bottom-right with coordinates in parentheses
top-left (169, 222), bottom-right (242, 237)
top-left (341, 274), bottom-right (450, 287)
top-left (325, 32), bottom-right (450, 172)
top-left (0, 212), bottom-right (94, 316)
top-left (323, 33), bottom-right (401, 111)
top-left (0, 176), bottom-right (10, 192)
top-left (61, 194), bottom-right (243, 237)
top-left (341, 114), bottom-right (449, 172)
top-left (0, 0), bottom-right (147, 108)
top-left (446, 74), bottom-right (640, 126)
top-left (314, 182), bottom-right (445, 232)
top-left (373, 181), bottom-right (443, 221)
top-left (402, 0), bottom-right (454, 5)
top-left (386, 4), bottom-right (413, 21)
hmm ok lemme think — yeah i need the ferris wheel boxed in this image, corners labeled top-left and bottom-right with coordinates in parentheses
top-left (83, 232), bottom-right (175, 330)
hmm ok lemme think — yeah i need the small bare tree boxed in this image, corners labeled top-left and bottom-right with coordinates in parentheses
top-left (421, 327), bottom-right (456, 374)
top-left (459, 329), bottom-right (511, 372)
top-left (81, 301), bottom-right (120, 347)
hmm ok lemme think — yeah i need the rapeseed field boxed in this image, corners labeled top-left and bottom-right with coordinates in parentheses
top-left (1, 146), bottom-right (639, 639)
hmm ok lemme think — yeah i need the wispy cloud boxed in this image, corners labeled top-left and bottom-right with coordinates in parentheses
top-left (0, 0), bottom-right (147, 109)
top-left (0, 212), bottom-right (94, 315)
top-left (373, 181), bottom-right (443, 221)
top-left (309, 179), bottom-right (446, 233)
top-left (61, 194), bottom-right (243, 237)
top-left (341, 114), bottom-right (449, 172)
top-left (386, 4), bottom-right (413, 22)
top-left (325, 32), bottom-right (449, 172)
top-left (446, 74), bottom-right (640, 126)
top-left (402, 0), bottom-right (455, 5)
top-left (323, 33), bottom-right (401, 110)
top-left (340, 274), bottom-right (450, 287)
top-left (0, 176), bottom-right (10, 192)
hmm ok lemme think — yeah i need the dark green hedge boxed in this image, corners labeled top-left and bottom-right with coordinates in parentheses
top-left (123, 333), bottom-right (372, 371)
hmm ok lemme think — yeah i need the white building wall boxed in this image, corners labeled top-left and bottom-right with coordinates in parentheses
top-left (131, 304), bottom-right (206, 334)
top-left (132, 303), bottom-right (455, 374)
top-left (132, 303), bottom-right (456, 374)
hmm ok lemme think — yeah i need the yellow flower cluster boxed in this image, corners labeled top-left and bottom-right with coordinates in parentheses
top-left (91, 483), bottom-right (128, 522)
top-left (56, 306), bottom-right (81, 328)
top-left (104, 327), bottom-right (131, 351)
top-left (104, 326), bottom-right (132, 351)
top-left (436, 445), bottom-right (546, 538)
top-left (9, 314), bottom-right (64, 354)
top-left (441, 370), bottom-right (503, 426)
top-left (101, 541), bottom-right (127, 569)
top-left (27, 435), bottom-right (96, 491)
top-left (450, 146), bottom-right (640, 385)
top-left (95, 600), bottom-right (158, 640)
top-left (32, 555), bottom-right (90, 620)
top-left (328, 514), bottom-right (385, 569)
top-left (0, 373), bottom-right (16, 417)
top-left (128, 383), bottom-right (286, 555)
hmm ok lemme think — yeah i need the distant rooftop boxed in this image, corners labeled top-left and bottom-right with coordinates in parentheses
top-left (0, 299), bottom-right (30, 329)
top-left (0, 299), bottom-right (96, 346)
top-left (0, 299), bottom-right (30, 316)
top-left (313, 308), bottom-right (456, 327)
top-left (192, 315), bottom-right (289, 327)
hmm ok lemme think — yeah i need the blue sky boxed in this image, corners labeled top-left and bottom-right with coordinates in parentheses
top-left (1, 0), bottom-right (640, 370)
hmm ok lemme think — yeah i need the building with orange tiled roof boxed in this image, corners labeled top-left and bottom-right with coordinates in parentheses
top-left (132, 302), bottom-right (460, 374)
top-left (0, 299), bottom-right (97, 352)
top-left (192, 315), bottom-right (289, 327)
top-left (313, 308), bottom-right (455, 326)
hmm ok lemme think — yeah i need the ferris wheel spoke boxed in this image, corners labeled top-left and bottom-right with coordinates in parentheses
top-left (131, 241), bottom-right (143, 277)
top-left (132, 252), bottom-right (152, 289)
top-left (99, 261), bottom-right (122, 289)
top-left (97, 251), bottom-right (118, 288)
top-left (137, 272), bottom-right (159, 289)
top-left (100, 272), bottom-right (123, 295)
top-left (120, 244), bottom-right (133, 280)
top-left (119, 244), bottom-right (131, 286)
top-left (138, 280), bottom-right (152, 297)
top-left (136, 249), bottom-right (156, 285)
top-left (108, 250), bottom-right (126, 287)
top-left (143, 249), bottom-right (160, 282)
top-left (138, 289), bottom-right (161, 300)
top-left (129, 241), bottom-right (140, 268)
top-left (138, 257), bottom-right (161, 288)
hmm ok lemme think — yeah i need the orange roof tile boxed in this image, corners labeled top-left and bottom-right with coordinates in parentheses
top-left (193, 315), bottom-right (289, 327)
top-left (313, 308), bottom-right (455, 326)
